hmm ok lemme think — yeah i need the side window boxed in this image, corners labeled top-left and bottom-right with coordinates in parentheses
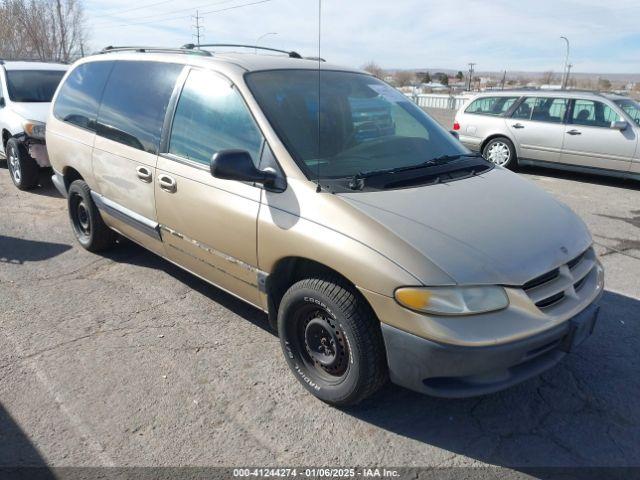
top-left (53, 61), bottom-right (114, 131)
top-left (512, 97), bottom-right (536, 120)
top-left (97, 61), bottom-right (183, 154)
top-left (513, 97), bottom-right (568, 123)
top-left (465, 97), bottom-right (517, 116)
top-left (169, 69), bottom-right (263, 166)
top-left (571, 100), bottom-right (621, 128)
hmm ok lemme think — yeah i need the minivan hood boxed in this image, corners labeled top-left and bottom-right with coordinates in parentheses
top-left (9, 102), bottom-right (51, 124)
top-left (337, 167), bottom-right (592, 286)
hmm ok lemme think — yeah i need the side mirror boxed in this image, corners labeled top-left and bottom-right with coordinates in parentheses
top-left (611, 120), bottom-right (628, 131)
top-left (210, 149), bottom-right (277, 187)
top-left (0, 97), bottom-right (5, 108)
top-left (449, 130), bottom-right (460, 140)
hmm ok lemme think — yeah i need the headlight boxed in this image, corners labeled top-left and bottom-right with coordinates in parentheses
top-left (394, 286), bottom-right (509, 316)
top-left (22, 120), bottom-right (46, 140)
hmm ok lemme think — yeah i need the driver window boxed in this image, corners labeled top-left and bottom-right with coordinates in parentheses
top-left (169, 69), bottom-right (263, 166)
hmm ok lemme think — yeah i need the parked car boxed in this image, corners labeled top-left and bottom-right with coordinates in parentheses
top-left (0, 60), bottom-right (68, 189)
top-left (454, 90), bottom-right (640, 180)
top-left (47, 47), bottom-right (603, 405)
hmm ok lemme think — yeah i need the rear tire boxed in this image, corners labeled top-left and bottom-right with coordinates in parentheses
top-left (67, 180), bottom-right (115, 252)
top-left (278, 276), bottom-right (388, 406)
top-left (483, 137), bottom-right (517, 169)
top-left (6, 138), bottom-right (39, 190)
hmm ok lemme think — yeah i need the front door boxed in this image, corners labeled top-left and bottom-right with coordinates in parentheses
top-left (559, 99), bottom-right (637, 172)
top-left (155, 68), bottom-right (265, 307)
top-left (506, 97), bottom-right (569, 163)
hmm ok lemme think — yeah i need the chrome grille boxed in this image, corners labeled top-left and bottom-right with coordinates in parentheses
top-left (523, 247), bottom-right (596, 311)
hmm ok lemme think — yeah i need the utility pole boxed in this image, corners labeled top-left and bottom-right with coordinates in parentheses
top-left (500, 70), bottom-right (507, 90)
top-left (565, 64), bottom-right (573, 89)
top-left (466, 62), bottom-right (476, 91)
top-left (192, 10), bottom-right (204, 48)
top-left (560, 36), bottom-right (570, 90)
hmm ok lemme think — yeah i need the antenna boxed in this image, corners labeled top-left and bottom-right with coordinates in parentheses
top-left (315, 0), bottom-right (322, 193)
top-left (192, 10), bottom-right (204, 48)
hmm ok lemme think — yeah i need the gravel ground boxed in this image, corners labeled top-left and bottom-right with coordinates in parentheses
top-left (0, 153), bottom-right (639, 477)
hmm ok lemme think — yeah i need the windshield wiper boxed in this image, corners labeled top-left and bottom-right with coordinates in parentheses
top-left (347, 153), bottom-right (483, 190)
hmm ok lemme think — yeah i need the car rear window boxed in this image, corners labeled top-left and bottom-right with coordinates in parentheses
top-left (5, 70), bottom-right (66, 103)
top-left (465, 96), bottom-right (518, 116)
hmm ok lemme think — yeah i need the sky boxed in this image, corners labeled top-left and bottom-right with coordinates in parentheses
top-left (85, 0), bottom-right (640, 74)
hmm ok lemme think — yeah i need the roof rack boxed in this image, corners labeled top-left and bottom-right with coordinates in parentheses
top-left (99, 46), bottom-right (212, 56)
top-left (182, 43), bottom-right (302, 59)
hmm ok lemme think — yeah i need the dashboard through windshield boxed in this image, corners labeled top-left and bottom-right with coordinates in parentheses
top-left (245, 69), bottom-right (470, 181)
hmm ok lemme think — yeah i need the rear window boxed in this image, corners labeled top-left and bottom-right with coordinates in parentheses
top-left (96, 61), bottom-right (183, 154)
top-left (6, 70), bottom-right (66, 103)
top-left (465, 96), bottom-right (518, 116)
top-left (53, 62), bottom-right (114, 131)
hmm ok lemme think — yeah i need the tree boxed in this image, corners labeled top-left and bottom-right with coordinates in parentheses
top-left (441, 75), bottom-right (449, 86)
top-left (362, 61), bottom-right (385, 80)
top-left (393, 70), bottom-right (416, 87)
top-left (456, 71), bottom-right (464, 80)
top-left (541, 71), bottom-right (556, 85)
top-left (598, 78), bottom-right (612, 91)
top-left (0, 0), bottom-right (87, 63)
top-left (421, 71), bottom-right (431, 84)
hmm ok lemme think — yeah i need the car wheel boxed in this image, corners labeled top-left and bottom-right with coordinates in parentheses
top-left (67, 180), bottom-right (115, 252)
top-left (278, 276), bottom-right (388, 406)
top-left (6, 138), bottom-right (39, 190)
top-left (483, 137), bottom-right (517, 169)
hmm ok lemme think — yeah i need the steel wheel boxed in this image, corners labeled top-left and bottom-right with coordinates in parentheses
top-left (7, 144), bottom-right (21, 185)
top-left (69, 190), bottom-right (92, 241)
top-left (485, 141), bottom-right (511, 166)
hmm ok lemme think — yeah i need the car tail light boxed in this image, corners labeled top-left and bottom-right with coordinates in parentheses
top-left (453, 121), bottom-right (460, 131)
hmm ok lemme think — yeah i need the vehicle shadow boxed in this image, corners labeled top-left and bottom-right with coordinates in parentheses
top-left (347, 289), bottom-right (640, 469)
top-left (103, 240), bottom-right (273, 335)
top-left (0, 403), bottom-right (55, 479)
top-left (519, 165), bottom-right (640, 191)
top-left (0, 235), bottom-right (72, 264)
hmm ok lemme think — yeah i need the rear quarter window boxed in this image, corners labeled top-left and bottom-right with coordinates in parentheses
top-left (53, 61), bottom-right (114, 131)
top-left (465, 96), bottom-right (518, 116)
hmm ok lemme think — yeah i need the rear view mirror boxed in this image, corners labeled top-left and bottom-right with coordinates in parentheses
top-left (210, 149), bottom-right (277, 188)
top-left (611, 120), bottom-right (628, 131)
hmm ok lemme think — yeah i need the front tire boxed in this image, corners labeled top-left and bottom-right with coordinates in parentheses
top-left (67, 180), bottom-right (115, 252)
top-left (278, 277), bottom-right (388, 406)
top-left (483, 137), bottom-right (517, 169)
top-left (6, 138), bottom-right (39, 190)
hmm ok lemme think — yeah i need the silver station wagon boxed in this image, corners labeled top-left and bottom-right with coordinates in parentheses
top-left (454, 90), bottom-right (640, 180)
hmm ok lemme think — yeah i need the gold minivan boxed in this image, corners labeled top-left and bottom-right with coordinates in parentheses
top-left (47, 46), bottom-right (604, 405)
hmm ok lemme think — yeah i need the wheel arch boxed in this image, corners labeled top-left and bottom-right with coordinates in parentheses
top-left (61, 166), bottom-right (85, 192)
top-left (480, 133), bottom-right (519, 158)
top-left (264, 256), bottom-right (377, 331)
top-left (2, 129), bottom-right (11, 149)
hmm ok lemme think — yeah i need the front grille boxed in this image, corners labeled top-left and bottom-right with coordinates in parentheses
top-left (522, 247), bottom-right (596, 311)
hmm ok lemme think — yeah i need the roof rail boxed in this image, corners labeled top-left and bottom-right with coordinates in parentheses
top-left (99, 46), bottom-right (212, 56)
top-left (182, 43), bottom-right (302, 59)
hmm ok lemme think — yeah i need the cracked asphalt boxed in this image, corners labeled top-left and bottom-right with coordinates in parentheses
top-left (0, 157), bottom-right (639, 475)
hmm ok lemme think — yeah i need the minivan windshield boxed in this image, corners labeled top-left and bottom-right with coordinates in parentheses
top-left (614, 99), bottom-right (640, 126)
top-left (5, 70), bottom-right (66, 103)
top-left (245, 70), bottom-right (470, 180)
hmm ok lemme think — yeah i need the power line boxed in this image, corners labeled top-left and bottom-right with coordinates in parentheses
top-left (92, 0), bottom-right (237, 27)
top-left (99, 0), bottom-right (175, 16)
top-left (93, 0), bottom-right (272, 29)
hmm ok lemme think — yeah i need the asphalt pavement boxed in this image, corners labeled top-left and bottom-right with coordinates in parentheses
top-left (0, 156), bottom-right (639, 476)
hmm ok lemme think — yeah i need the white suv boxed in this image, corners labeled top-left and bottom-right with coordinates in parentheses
top-left (0, 60), bottom-right (68, 189)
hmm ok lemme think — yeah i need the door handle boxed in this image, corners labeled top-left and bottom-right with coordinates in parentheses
top-left (158, 174), bottom-right (177, 193)
top-left (136, 166), bottom-right (152, 183)
top-left (567, 129), bottom-right (582, 136)
top-left (512, 123), bottom-right (525, 129)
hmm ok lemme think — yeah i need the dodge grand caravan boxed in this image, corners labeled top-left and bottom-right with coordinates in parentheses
top-left (47, 46), bottom-right (604, 405)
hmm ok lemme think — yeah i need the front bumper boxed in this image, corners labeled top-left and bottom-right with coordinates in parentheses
top-left (381, 299), bottom-right (601, 398)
